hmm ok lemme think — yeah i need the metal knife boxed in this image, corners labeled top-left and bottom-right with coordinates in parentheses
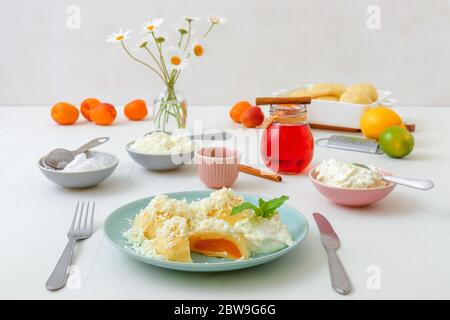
top-left (313, 212), bottom-right (352, 295)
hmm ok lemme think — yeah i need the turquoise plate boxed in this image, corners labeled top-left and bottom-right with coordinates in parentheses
top-left (104, 191), bottom-right (309, 272)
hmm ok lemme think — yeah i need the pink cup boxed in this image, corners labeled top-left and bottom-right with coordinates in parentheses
top-left (196, 147), bottom-right (241, 189)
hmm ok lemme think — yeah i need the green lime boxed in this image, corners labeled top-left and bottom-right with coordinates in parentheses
top-left (379, 126), bottom-right (414, 158)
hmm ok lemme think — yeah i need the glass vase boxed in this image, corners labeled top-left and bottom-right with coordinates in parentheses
top-left (153, 84), bottom-right (187, 132)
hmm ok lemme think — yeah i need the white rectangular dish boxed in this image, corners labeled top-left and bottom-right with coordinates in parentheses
top-left (274, 84), bottom-right (397, 130)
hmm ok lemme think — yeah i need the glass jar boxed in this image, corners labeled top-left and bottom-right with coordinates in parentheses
top-left (153, 84), bottom-right (187, 132)
top-left (261, 101), bottom-right (314, 174)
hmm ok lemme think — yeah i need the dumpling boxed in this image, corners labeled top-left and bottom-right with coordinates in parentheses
top-left (314, 96), bottom-right (339, 101)
top-left (309, 83), bottom-right (347, 99)
top-left (340, 91), bottom-right (373, 105)
top-left (346, 83), bottom-right (378, 101)
top-left (190, 218), bottom-right (250, 260)
top-left (154, 216), bottom-right (192, 262)
top-left (288, 88), bottom-right (311, 98)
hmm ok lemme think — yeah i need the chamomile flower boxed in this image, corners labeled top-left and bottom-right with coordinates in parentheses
top-left (181, 15), bottom-right (200, 22)
top-left (207, 14), bottom-right (226, 25)
top-left (141, 18), bottom-right (164, 34)
top-left (167, 47), bottom-right (188, 70)
top-left (107, 29), bottom-right (131, 43)
top-left (191, 39), bottom-right (205, 57)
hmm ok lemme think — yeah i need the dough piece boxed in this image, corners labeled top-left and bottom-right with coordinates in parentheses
top-left (314, 96), bottom-right (339, 101)
top-left (154, 216), bottom-right (192, 262)
top-left (288, 88), bottom-right (311, 98)
top-left (340, 91), bottom-right (373, 105)
top-left (346, 83), bottom-right (378, 101)
top-left (309, 83), bottom-right (347, 98)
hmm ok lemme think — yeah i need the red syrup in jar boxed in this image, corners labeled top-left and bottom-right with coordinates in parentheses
top-left (261, 104), bottom-right (314, 174)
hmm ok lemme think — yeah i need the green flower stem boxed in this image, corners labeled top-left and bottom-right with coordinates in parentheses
top-left (182, 21), bottom-right (192, 52)
top-left (143, 45), bottom-right (167, 81)
top-left (177, 34), bottom-right (184, 48)
top-left (203, 23), bottom-right (215, 38)
top-left (151, 32), bottom-right (170, 80)
top-left (120, 41), bottom-right (165, 82)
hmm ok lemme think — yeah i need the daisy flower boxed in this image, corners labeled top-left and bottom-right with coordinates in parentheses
top-left (141, 18), bottom-right (164, 33)
top-left (191, 39), bottom-right (205, 57)
top-left (167, 47), bottom-right (188, 70)
top-left (181, 15), bottom-right (200, 22)
top-left (107, 29), bottom-right (131, 43)
top-left (207, 14), bottom-right (226, 25)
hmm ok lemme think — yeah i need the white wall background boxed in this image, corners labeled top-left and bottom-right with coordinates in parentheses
top-left (0, 0), bottom-right (449, 106)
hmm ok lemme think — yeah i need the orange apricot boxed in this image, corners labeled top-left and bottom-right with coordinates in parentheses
top-left (80, 98), bottom-right (101, 121)
top-left (240, 106), bottom-right (264, 128)
top-left (124, 99), bottom-right (148, 121)
top-left (90, 103), bottom-right (117, 126)
top-left (229, 101), bottom-right (252, 123)
top-left (51, 102), bottom-right (79, 125)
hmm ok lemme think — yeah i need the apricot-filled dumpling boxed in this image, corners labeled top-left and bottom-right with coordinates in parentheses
top-left (154, 216), bottom-right (192, 262)
top-left (190, 218), bottom-right (250, 260)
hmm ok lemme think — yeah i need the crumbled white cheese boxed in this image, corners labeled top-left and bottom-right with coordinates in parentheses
top-left (156, 216), bottom-right (190, 248)
top-left (191, 217), bottom-right (236, 235)
top-left (129, 131), bottom-right (193, 154)
top-left (62, 153), bottom-right (108, 172)
top-left (315, 159), bottom-right (386, 189)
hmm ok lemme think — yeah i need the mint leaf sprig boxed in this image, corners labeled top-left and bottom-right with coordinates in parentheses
top-left (231, 196), bottom-right (289, 219)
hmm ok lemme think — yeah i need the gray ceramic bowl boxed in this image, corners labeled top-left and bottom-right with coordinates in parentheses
top-left (126, 142), bottom-right (194, 171)
top-left (38, 151), bottom-right (119, 188)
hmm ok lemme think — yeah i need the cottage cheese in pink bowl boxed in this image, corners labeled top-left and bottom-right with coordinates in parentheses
top-left (196, 147), bottom-right (241, 189)
top-left (309, 159), bottom-right (396, 207)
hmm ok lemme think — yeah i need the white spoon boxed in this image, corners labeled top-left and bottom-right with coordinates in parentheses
top-left (353, 163), bottom-right (434, 190)
top-left (45, 137), bottom-right (110, 170)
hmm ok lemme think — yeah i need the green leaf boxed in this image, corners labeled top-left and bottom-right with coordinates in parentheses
top-left (260, 196), bottom-right (289, 218)
top-left (230, 202), bottom-right (259, 216)
top-left (230, 195), bottom-right (289, 219)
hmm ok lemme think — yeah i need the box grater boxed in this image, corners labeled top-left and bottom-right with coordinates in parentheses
top-left (316, 135), bottom-right (383, 154)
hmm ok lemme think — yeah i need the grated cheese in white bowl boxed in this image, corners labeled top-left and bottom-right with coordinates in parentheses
top-left (129, 131), bottom-right (193, 155)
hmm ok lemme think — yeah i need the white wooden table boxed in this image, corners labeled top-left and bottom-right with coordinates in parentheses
top-left (0, 106), bottom-right (449, 300)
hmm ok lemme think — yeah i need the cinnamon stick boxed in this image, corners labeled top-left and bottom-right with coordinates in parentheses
top-left (239, 164), bottom-right (282, 182)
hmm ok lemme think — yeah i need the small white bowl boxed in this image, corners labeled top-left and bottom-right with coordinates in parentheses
top-left (126, 142), bottom-right (194, 171)
top-left (38, 151), bottom-right (119, 188)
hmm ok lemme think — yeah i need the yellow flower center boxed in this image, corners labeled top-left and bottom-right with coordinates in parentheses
top-left (171, 56), bottom-right (181, 65)
top-left (147, 25), bottom-right (155, 31)
top-left (116, 35), bottom-right (124, 41)
top-left (193, 45), bottom-right (204, 57)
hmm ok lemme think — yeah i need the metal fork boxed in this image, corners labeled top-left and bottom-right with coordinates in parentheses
top-left (46, 201), bottom-right (95, 291)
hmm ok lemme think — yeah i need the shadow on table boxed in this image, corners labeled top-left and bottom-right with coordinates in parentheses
top-left (333, 191), bottom-right (426, 217)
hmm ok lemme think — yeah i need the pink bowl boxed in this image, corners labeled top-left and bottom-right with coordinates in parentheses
top-left (309, 166), bottom-right (396, 207)
top-left (196, 147), bottom-right (241, 189)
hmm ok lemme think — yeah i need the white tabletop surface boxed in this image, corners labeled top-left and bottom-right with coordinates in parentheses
top-left (0, 105), bottom-right (449, 300)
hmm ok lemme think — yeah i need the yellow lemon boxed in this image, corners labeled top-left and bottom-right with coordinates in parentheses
top-left (360, 106), bottom-right (403, 140)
